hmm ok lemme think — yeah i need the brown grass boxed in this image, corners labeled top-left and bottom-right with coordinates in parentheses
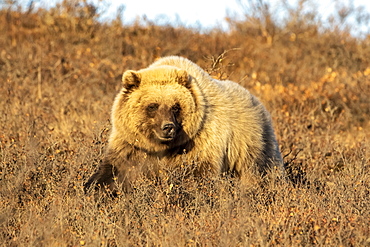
top-left (1, 1), bottom-right (369, 246)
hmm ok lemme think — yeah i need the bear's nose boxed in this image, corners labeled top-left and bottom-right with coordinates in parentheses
top-left (161, 123), bottom-right (176, 137)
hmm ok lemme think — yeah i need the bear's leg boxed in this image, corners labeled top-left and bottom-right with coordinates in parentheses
top-left (84, 160), bottom-right (117, 194)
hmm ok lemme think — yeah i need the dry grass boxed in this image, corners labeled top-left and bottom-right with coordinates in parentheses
top-left (1, 1), bottom-right (370, 246)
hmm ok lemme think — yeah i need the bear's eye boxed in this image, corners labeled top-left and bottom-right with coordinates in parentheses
top-left (171, 103), bottom-right (181, 114)
top-left (146, 103), bottom-right (159, 112)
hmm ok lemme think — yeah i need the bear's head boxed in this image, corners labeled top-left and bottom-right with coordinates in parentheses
top-left (110, 66), bottom-right (205, 153)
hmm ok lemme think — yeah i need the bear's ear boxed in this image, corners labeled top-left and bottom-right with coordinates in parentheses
top-left (176, 70), bottom-right (191, 88)
top-left (122, 70), bottom-right (141, 92)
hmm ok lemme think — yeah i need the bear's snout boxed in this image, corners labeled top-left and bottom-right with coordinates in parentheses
top-left (161, 122), bottom-right (177, 139)
top-left (152, 121), bottom-right (179, 144)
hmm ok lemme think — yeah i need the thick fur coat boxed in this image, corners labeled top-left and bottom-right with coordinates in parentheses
top-left (85, 56), bottom-right (283, 192)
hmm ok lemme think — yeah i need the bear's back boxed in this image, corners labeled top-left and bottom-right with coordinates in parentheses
top-left (150, 56), bottom-right (215, 89)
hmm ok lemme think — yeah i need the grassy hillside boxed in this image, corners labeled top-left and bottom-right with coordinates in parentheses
top-left (0, 1), bottom-right (369, 246)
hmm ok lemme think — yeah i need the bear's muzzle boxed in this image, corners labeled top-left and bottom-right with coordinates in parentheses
top-left (159, 122), bottom-right (178, 141)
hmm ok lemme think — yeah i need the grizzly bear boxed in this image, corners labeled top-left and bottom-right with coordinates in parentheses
top-left (84, 56), bottom-right (283, 193)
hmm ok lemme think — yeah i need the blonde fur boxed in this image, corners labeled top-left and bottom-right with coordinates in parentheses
top-left (85, 56), bottom-right (283, 192)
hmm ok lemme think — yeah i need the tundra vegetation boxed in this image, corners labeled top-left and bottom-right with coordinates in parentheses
top-left (0, 0), bottom-right (369, 246)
